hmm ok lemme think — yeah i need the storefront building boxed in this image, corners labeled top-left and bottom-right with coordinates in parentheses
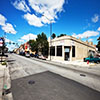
top-left (48, 35), bottom-right (96, 61)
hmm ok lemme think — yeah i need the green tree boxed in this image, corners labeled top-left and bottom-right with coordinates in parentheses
top-left (51, 33), bottom-right (56, 39)
top-left (36, 32), bottom-right (49, 56)
top-left (57, 34), bottom-right (66, 38)
top-left (28, 40), bottom-right (38, 52)
top-left (97, 37), bottom-right (100, 52)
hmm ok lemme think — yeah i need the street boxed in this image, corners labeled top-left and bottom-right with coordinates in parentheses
top-left (7, 54), bottom-right (100, 100)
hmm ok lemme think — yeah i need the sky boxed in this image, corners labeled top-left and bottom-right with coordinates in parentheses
top-left (0, 0), bottom-right (100, 50)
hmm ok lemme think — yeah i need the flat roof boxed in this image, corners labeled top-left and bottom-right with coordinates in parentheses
top-left (50, 35), bottom-right (95, 49)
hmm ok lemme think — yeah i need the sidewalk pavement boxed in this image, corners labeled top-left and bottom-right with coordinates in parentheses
top-left (50, 59), bottom-right (100, 76)
top-left (32, 57), bottom-right (100, 76)
top-left (0, 64), bottom-right (6, 100)
top-left (0, 64), bottom-right (13, 100)
top-left (47, 59), bottom-right (96, 67)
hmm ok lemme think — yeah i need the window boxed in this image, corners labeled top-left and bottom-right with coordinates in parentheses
top-left (57, 46), bottom-right (62, 56)
top-left (72, 46), bottom-right (75, 57)
top-left (50, 46), bottom-right (55, 56)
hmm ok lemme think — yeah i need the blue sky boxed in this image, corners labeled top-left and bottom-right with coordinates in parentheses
top-left (0, 0), bottom-right (100, 50)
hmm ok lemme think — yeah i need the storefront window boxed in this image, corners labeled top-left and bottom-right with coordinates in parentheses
top-left (57, 46), bottom-right (62, 56)
top-left (72, 46), bottom-right (75, 57)
top-left (50, 46), bottom-right (55, 56)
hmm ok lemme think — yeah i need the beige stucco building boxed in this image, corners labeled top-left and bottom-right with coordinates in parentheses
top-left (48, 35), bottom-right (96, 61)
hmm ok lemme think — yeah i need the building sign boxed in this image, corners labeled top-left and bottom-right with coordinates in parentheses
top-left (0, 38), bottom-right (3, 47)
top-left (57, 40), bottom-right (64, 46)
top-left (65, 48), bottom-right (70, 52)
top-left (71, 41), bottom-right (75, 46)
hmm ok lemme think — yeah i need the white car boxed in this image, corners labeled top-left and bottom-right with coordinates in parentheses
top-left (25, 51), bottom-right (30, 57)
top-left (38, 55), bottom-right (46, 60)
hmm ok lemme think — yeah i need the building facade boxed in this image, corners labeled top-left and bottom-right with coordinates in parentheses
top-left (48, 35), bottom-right (96, 61)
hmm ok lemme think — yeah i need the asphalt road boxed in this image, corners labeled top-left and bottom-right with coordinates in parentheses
top-left (8, 54), bottom-right (100, 100)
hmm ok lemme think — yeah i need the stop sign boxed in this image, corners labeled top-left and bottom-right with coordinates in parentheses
top-left (0, 38), bottom-right (3, 47)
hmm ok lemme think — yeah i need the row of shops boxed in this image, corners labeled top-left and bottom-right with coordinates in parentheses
top-left (13, 42), bottom-right (35, 55)
top-left (14, 35), bottom-right (96, 61)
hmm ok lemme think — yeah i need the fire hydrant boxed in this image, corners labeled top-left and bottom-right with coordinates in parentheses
top-left (87, 60), bottom-right (89, 64)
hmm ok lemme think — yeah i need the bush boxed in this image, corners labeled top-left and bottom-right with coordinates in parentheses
top-left (1, 61), bottom-right (7, 65)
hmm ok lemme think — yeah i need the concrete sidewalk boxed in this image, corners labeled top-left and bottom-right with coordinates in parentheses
top-left (0, 64), bottom-right (13, 100)
top-left (31, 57), bottom-right (100, 77)
top-left (47, 58), bottom-right (96, 67)
top-left (0, 64), bottom-right (6, 100)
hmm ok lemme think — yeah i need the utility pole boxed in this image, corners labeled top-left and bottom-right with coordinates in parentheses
top-left (42, 15), bottom-right (52, 61)
top-left (86, 36), bottom-right (88, 57)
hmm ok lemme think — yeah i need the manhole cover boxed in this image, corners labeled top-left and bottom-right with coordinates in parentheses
top-left (80, 74), bottom-right (86, 77)
top-left (28, 80), bottom-right (35, 85)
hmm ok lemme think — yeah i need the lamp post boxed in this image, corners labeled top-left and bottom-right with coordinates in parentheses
top-left (42, 15), bottom-right (52, 61)
top-left (86, 36), bottom-right (88, 57)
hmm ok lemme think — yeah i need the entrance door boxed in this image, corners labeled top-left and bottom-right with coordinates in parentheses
top-left (65, 52), bottom-right (70, 61)
top-left (64, 47), bottom-right (70, 61)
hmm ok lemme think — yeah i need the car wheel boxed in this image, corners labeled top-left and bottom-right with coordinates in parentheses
top-left (97, 61), bottom-right (99, 64)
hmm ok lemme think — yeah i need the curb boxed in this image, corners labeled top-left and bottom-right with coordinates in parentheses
top-left (30, 57), bottom-right (100, 78)
top-left (2, 63), bottom-right (13, 100)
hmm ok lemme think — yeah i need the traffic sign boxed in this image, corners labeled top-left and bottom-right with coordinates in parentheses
top-left (0, 38), bottom-right (3, 47)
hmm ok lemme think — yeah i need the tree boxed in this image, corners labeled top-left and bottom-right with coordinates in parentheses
top-left (28, 40), bottom-right (38, 52)
top-left (36, 32), bottom-right (49, 56)
top-left (97, 37), bottom-right (100, 52)
top-left (57, 34), bottom-right (66, 38)
top-left (51, 33), bottom-right (56, 39)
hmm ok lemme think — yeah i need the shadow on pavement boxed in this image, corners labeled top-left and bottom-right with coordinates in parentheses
top-left (11, 71), bottom-right (100, 100)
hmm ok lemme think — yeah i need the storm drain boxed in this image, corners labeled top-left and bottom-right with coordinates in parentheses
top-left (80, 74), bottom-right (86, 77)
top-left (28, 80), bottom-right (35, 85)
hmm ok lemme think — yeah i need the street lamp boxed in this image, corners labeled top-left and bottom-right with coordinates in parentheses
top-left (86, 36), bottom-right (89, 57)
top-left (42, 15), bottom-right (52, 61)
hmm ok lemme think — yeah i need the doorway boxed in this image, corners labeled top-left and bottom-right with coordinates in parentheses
top-left (65, 52), bottom-right (70, 61)
top-left (64, 47), bottom-right (70, 61)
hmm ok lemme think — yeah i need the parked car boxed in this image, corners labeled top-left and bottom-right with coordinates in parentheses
top-left (30, 53), bottom-right (34, 57)
top-left (19, 52), bottom-right (25, 56)
top-left (34, 54), bottom-right (39, 58)
top-left (84, 56), bottom-right (100, 63)
top-left (38, 55), bottom-right (46, 60)
top-left (25, 51), bottom-right (30, 58)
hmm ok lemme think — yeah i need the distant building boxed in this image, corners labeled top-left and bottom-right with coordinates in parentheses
top-left (48, 35), bottom-right (96, 61)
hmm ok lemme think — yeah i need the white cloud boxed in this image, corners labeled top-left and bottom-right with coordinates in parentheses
top-left (13, 0), bottom-right (66, 27)
top-left (5, 38), bottom-right (11, 43)
top-left (7, 44), bottom-right (17, 51)
top-left (0, 14), bottom-right (6, 26)
top-left (21, 33), bottom-right (37, 41)
top-left (72, 31), bottom-right (99, 38)
top-left (97, 27), bottom-right (100, 31)
top-left (91, 14), bottom-right (99, 23)
top-left (88, 39), bottom-right (93, 42)
top-left (18, 39), bottom-right (25, 42)
top-left (28, 0), bottom-right (65, 19)
top-left (24, 13), bottom-right (43, 27)
top-left (0, 14), bottom-right (17, 34)
top-left (2, 23), bottom-right (17, 34)
top-left (13, 0), bottom-right (30, 12)
top-left (5, 38), bottom-right (17, 51)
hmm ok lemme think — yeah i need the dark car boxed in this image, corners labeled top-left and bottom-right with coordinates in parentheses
top-left (34, 54), bottom-right (39, 58)
top-left (30, 53), bottom-right (34, 57)
top-left (19, 52), bottom-right (25, 56)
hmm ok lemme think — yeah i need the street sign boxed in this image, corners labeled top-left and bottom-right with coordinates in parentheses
top-left (0, 38), bottom-right (3, 47)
